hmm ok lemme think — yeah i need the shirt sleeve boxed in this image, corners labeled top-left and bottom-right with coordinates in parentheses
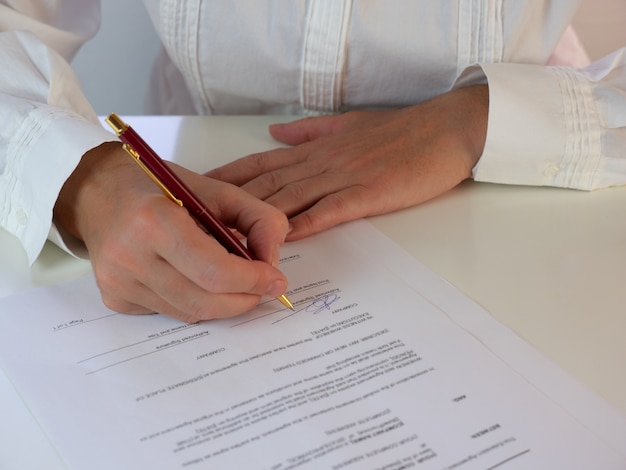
top-left (455, 48), bottom-right (626, 190)
top-left (0, 2), bottom-right (118, 264)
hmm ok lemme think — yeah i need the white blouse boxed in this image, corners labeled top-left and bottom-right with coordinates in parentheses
top-left (1, 0), bottom-right (625, 263)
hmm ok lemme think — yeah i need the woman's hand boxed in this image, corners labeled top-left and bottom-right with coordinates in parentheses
top-left (207, 85), bottom-right (488, 241)
top-left (54, 142), bottom-right (290, 323)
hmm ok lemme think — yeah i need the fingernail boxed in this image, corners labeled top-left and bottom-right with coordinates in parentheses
top-left (270, 244), bottom-right (282, 268)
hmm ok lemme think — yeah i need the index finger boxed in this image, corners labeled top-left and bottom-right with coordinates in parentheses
top-left (206, 145), bottom-right (306, 186)
top-left (150, 200), bottom-right (289, 298)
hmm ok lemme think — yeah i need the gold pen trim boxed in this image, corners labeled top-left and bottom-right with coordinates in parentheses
top-left (105, 113), bottom-right (183, 207)
top-left (122, 144), bottom-right (183, 207)
top-left (105, 113), bottom-right (127, 135)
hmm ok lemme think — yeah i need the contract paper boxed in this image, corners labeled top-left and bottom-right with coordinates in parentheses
top-left (0, 221), bottom-right (624, 469)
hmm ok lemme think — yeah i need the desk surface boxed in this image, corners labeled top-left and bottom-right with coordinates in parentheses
top-left (1, 116), bottom-right (625, 469)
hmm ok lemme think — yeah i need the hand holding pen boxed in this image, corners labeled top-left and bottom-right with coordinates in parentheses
top-left (53, 117), bottom-right (292, 323)
top-left (105, 113), bottom-right (293, 310)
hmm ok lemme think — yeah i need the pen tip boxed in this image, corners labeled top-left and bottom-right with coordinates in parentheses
top-left (277, 294), bottom-right (295, 311)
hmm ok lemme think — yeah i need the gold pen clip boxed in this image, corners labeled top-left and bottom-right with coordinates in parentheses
top-left (122, 144), bottom-right (183, 207)
top-left (105, 113), bottom-right (183, 207)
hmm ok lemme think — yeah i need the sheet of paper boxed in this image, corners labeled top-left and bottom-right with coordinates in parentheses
top-left (0, 221), bottom-right (624, 469)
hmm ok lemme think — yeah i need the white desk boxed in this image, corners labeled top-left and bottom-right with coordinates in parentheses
top-left (2, 116), bottom-right (625, 469)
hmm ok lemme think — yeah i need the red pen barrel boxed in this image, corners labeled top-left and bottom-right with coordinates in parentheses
top-left (118, 124), bottom-right (255, 261)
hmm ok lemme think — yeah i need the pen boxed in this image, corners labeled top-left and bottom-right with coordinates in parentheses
top-left (104, 113), bottom-right (294, 311)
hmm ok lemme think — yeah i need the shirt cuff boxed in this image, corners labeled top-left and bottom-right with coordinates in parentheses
top-left (48, 223), bottom-right (89, 260)
top-left (5, 108), bottom-right (117, 265)
top-left (454, 62), bottom-right (602, 190)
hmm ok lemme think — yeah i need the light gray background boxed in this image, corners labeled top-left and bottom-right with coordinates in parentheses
top-left (72, 0), bottom-right (626, 116)
top-left (72, 1), bottom-right (160, 115)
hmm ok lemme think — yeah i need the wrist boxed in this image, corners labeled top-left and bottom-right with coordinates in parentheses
top-left (450, 84), bottom-right (489, 174)
top-left (53, 142), bottom-right (134, 242)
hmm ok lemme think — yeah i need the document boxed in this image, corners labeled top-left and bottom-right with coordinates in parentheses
top-left (0, 221), bottom-right (624, 469)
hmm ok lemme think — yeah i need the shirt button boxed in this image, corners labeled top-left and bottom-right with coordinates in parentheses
top-left (543, 163), bottom-right (561, 177)
top-left (16, 209), bottom-right (28, 225)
